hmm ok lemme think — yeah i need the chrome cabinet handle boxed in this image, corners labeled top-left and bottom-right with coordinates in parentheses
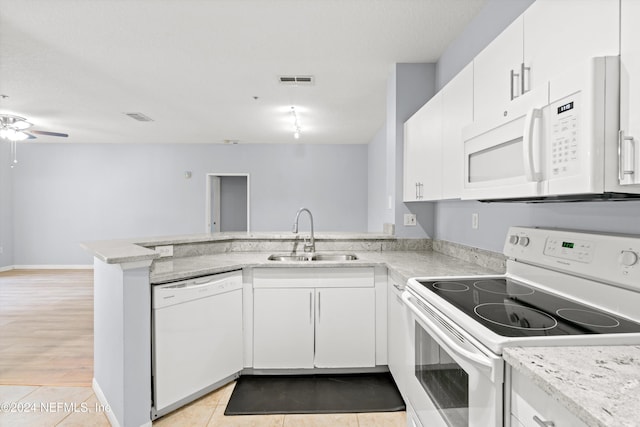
top-left (309, 292), bottom-right (313, 324)
top-left (618, 130), bottom-right (635, 182)
top-left (510, 69), bottom-right (520, 100)
top-left (533, 415), bottom-right (555, 427)
top-left (521, 62), bottom-right (530, 96)
top-left (317, 291), bottom-right (321, 322)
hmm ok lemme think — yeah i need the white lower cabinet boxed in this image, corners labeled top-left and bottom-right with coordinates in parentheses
top-left (253, 288), bottom-right (315, 368)
top-left (252, 267), bottom-right (376, 370)
top-left (386, 275), bottom-right (409, 397)
top-left (509, 366), bottom-right (587, 427)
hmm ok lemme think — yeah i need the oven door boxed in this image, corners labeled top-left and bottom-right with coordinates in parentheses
top-left (402, 290), bottom-right (503, 427)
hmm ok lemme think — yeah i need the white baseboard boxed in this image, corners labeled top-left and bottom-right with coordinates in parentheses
top-left (92, 378), bottom-right (151, 427)
top-left (11, 264), bottom-right (93, 270)
top-left (0, 265), bottom-right (13, 273)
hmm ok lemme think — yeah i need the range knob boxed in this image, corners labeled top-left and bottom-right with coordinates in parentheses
top-left (519, 237), bottom-right (530, 247)
top-left (509, 235), bottom-right (520, 245)
top-left (619, 250), bottom-right (639, 267)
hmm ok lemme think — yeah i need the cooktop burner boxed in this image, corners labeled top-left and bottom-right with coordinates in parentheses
top-left (475, 303), bottom-right (558, 330)
top-left (416, 277), bottom-right (640, 337)
top-left (433, 281), bottom-right (469, 292)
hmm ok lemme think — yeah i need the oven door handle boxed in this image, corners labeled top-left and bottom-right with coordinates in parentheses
top-left (402, 292), bottom-right (498, 380)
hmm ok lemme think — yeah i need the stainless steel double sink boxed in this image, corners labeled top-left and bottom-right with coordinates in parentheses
top-left (267, 253), bottom-right (358, 262)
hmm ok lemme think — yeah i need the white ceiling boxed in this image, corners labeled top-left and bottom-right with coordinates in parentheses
top-left (0, 0), bottom-right (486, 145)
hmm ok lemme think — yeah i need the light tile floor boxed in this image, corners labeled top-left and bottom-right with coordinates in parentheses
top-left (0, 381), bottom-right (406, 426)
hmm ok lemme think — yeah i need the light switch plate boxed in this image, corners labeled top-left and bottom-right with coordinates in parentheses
top-left (155, 245), bottom-right (174, 257)
top-left (471, 213), bottom-right (479, 229)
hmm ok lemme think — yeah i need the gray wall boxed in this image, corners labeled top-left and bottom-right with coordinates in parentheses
top-left (219, 175), bottom-right (248, 232)
top-left (388, 63), bottom-right (437, 238)
top-left (0, 142), bottom-right (14, 268)
top-left (9, 143), bottom-right (368, 265)
top-left (367, 125), bottom-right (388, 232)
top-left (433, 0), bottom-right (640, 252)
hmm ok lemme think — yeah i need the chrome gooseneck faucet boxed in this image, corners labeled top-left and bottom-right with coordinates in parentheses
top-left (292, 207), bottom-right (315, 253)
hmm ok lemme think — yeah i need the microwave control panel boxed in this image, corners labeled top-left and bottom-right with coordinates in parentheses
top-left (549, 94), bottom-right (580, 178)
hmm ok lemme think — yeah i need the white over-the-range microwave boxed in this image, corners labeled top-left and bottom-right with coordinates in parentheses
top-left (462, 56), bottom-right (640, 201)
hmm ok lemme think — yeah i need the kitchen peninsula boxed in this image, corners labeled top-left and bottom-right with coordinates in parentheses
top-left (82, 232), bottom-right (640, 427)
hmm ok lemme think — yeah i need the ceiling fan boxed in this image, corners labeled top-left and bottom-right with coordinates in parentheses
top-left (0, 114), bottom-right (69, 168)
top-left (0, 114), bottom-right (69, 140)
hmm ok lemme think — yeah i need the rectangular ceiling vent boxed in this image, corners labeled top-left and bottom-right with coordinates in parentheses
top-left (124, 112), bottom-right (154, 122)
top-left (278, 75), bottom-right (315, 86)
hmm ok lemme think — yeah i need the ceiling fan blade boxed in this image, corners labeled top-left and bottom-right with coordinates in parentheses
top-left (30, 130), bottom-right (69, 138)
top-left (25, 132), bottom-right (37, 139)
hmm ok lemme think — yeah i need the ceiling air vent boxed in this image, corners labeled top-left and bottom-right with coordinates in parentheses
top-left (124, 112), bottom-right (154, 122)
top-left (278, 75), bottom-right (315, 86)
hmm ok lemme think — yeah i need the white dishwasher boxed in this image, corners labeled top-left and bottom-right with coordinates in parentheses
top-left (152, 270), bottom-right (243, 418)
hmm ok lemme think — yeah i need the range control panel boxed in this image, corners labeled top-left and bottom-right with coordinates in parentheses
top-left (543, 237), bottom-right (594, 263)
top-left (504, 226), bottom-right (640, 290)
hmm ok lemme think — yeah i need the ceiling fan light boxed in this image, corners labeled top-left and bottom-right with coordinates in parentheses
top-left (12, 131), bottom-right (29, 141)
top-left (13, 120), bottom-right (33, 130)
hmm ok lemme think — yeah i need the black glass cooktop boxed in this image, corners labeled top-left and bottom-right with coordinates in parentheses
top-left (416, 278), bottom-right (640, 337)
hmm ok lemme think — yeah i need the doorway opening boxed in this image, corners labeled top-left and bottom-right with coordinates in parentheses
top-left (206, 174), bottom-right (250, 233)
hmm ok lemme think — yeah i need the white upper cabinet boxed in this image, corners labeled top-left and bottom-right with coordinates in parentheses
top-left (441, 63), bottom-right (473, 199)
top-left (403, 92), bottom-right (443, 201)
top-left (620, 0), bottom-right (640, 185)
top-left (473, 16), bottom-right (524, 124)
top-left (474, 0), bottom-right (619, 125)
top-left (524, 0), bottom-right (619, 89)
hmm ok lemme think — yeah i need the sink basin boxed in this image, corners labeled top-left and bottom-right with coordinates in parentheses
top-left (311, 254), bottom-right (358, 261)
top-left (267, 253), bottom-right (358, 262)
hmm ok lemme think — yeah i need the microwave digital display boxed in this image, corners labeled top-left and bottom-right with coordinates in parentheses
top-left (557, 102), bottom-right (574, 114)
top-left (562, 241), bottom-right (574, 249)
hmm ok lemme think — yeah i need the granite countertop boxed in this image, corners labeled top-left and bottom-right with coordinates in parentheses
top-left (150, 249), bottom-right (499, 284)
top-left (504, 346), bottom-right (640, 427)
top-left (81, 232), bottom-right (396, 264)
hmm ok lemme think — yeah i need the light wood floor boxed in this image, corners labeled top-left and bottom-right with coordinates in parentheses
top-left (0, 269), bottom-right (406, 427)
top-left (0, 269), bottom-right (94, 387)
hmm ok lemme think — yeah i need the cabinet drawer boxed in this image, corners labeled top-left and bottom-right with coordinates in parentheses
top-left (253, 267), bottom-right (374, 288)
top-left (511, 369), bottom-right (587, 427)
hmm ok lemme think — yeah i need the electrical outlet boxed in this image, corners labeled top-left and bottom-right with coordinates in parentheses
top-left (404, 214), bottom-right (417, 226)
top-left (471, 213), bottom-right (479, 229)
top-left (155, 245), bottom-right (174, 258)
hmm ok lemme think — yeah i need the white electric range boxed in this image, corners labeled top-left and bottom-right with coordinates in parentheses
top-left (402, 226), bottom-right (640, 427)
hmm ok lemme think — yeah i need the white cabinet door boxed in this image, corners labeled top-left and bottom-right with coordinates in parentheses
top-left (523, 0), bottom-right (619, 90)
top-left (253, 288), bottom-right (314, 369)
top-left (620, 0), bottom-right (640, 185)
top-left (387, 279), bottom-right (408, 398)
top-left (473, 16), bottom-right (523, 124)
top-left (403, 105), bottom-right (429, 201)
top-left (314, 287), bottom-right (376, 368)
top-left (441, 63), bottom-right (473, 200)
top-left (403, 93), bottom-right (443, 201)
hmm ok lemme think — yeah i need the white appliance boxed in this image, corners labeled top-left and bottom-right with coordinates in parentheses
top-left (403, 226), bottom-right (640, 427)
top-left (462, 56), bottom-right (640, 201)
top-left (152, 270), bottom-right (243, 418)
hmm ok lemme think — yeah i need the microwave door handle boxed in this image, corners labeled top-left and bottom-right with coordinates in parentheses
top-left (523, 108), bottom-right (543, 182)
top-left (402, 292), bottom-right (496, 379)
top-left (618, 130), bottom-right (635, 183)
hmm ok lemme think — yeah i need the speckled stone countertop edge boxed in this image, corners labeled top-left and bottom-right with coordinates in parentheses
top-left (503, 346), bottom-right (640, 427)
top-left (81, 232), bottom-right (397, 264)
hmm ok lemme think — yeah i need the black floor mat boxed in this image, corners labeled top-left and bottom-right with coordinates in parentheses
top-left (224, 372), bottom-right (405, 415)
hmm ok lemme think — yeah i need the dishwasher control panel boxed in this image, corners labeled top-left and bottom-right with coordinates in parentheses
top-left (152, 270), bottom-right (242, 308)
